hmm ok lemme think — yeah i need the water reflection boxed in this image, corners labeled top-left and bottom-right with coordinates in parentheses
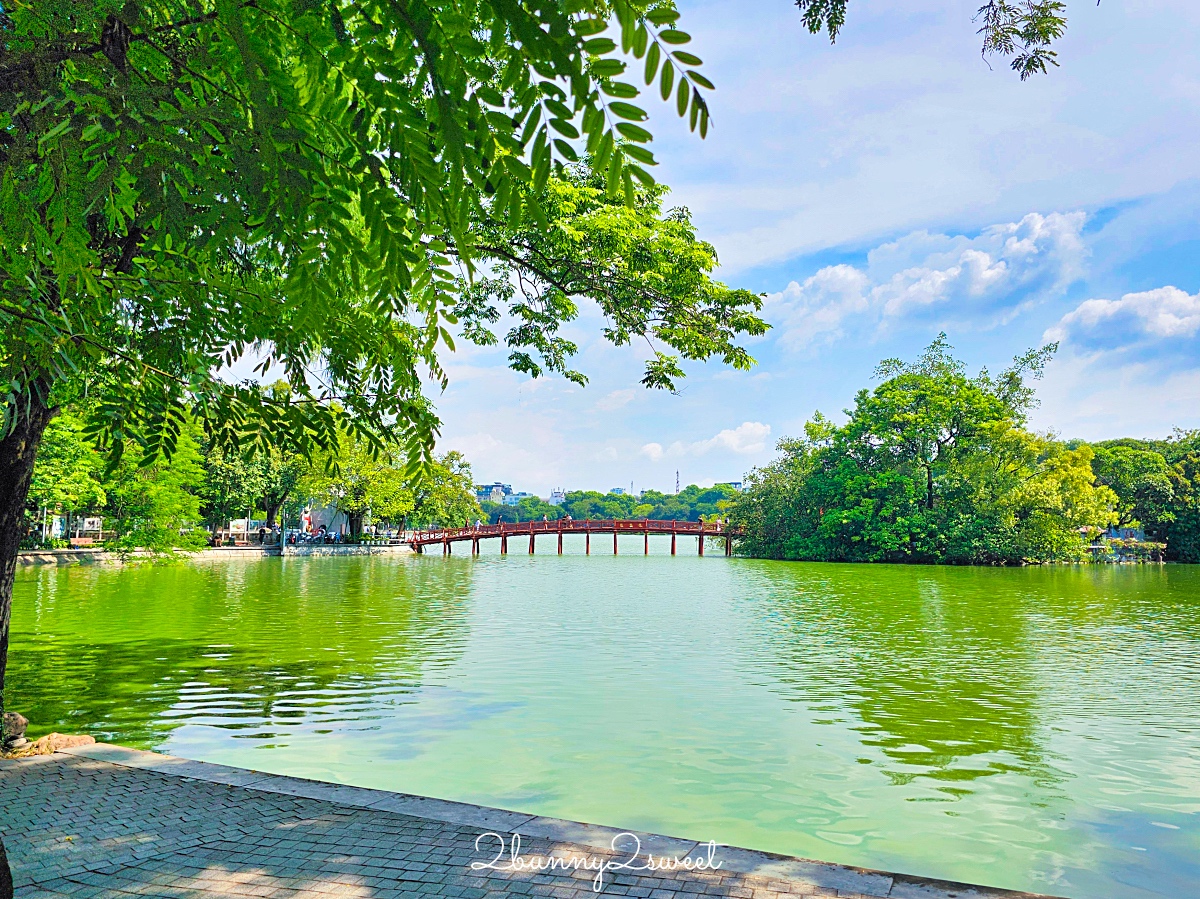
top-left (10, 556), bottom-right (473, 748)
top-left (742, 564), bottom-right (1199, 797)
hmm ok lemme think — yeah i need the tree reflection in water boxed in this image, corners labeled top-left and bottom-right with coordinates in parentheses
top-left (9, 556), bottom-right (473, 749)
top-left (741, 564), bottom-right (1197, 799)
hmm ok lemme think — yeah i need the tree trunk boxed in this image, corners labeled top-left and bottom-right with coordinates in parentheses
top-left (925, 465), bottom-right (935, 510)
top-left (264, 493), bottom-right (288, 530)
top-left (0, 386), bottom-right (55, 896)
top-left (347, 512), bottom-right (364, 542)
top-left (0, 835), bottom-right (11, 899)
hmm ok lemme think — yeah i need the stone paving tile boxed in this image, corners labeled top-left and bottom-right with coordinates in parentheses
top-left (0, 752), bottom-right (1055, 899)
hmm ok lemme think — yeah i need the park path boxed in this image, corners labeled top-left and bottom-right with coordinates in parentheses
top-left (0, 744), bottom-right (1056, 899)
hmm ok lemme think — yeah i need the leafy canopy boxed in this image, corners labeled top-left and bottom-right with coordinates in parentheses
top-left (731, 336), bottom-right (1118, 564)
top-left (1, 0), bottom-right (760, 473)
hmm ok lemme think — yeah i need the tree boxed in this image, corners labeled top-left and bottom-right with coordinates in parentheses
top-left (0, 0), bottom-right (1087, 880)
top-left (201, 447), bottom-right (268, 537)
top-left (0, 0), bottom-right (768, 778)
top-left (259, 449), bottom-right (306, 529)
top-left (731, 337), bottom-right (1117, 564)
top-left (302, 433), bottom-right (415, 539)
top-left (27, 410), bottom-right (107, 541)
top-left (102, 423), bottom-right (208, 552)
top-left (409, 451), bottom-right (482, 529)
top-left (1091, 444), bottom-right (1177, 533)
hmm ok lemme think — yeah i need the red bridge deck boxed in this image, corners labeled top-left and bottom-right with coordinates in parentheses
top-left (407, 519), bottom-right (741, 556)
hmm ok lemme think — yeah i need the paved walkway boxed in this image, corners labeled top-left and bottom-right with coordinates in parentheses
top-left (0, 744), bottom-right (1057, 899)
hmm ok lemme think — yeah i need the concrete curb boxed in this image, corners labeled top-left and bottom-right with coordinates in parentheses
top-left (55, 743), bottom-right (1061, 899)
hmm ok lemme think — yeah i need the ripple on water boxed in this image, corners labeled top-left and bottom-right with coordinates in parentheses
top-left (8, 554), bottom-right (1200, 899)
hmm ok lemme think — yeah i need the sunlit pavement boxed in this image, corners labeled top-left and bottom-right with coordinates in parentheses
top-left (0, 745), bottom-right (1055, 899)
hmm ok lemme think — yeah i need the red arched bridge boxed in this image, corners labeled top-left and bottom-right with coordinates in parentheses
top-left (407, 519), bottom-right (742, 557)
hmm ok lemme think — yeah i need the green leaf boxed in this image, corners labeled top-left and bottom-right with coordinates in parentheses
top-left (548, 118), bottom-right (580, 139)
top-left (590, 59), bottom-right (626, 77)
top-left (607, 101), bottom-right (648, 122)
top-left (660, 60), bottom-right (675, 101)
top-left (584, 37), bottom-right (617, 55)
top-left (658, 29), bottom-right (691, 45)
top-left (615, 122), bottom-right (652, 143)
top-left (601, 81), bottom-right (639, 99)
top-left (622, 144), bottom-right (656, 165)
top-left (644, 42), bottom-right (661, 86)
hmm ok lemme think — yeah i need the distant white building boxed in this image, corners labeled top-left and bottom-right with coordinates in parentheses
top-left (502, 492), bottom-right (536, 506)
top-left (548, 489), bottom-right (566, 506)
top-left (476, 482), bottom-right (512, 504)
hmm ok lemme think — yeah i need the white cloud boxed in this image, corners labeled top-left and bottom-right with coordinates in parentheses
top-left (641, 442), bottom-right (665, 462)
top-left (764, 265), bottom-right (870, 348)
top-left (640, 422), bottom-right (772, 462)
top-left (596, 388), bottom-right (637, 411)
top-left (1035, 352), bottom-right (1200, 439)
top-left (694, 421), bottom-right (772, 455)
top-left (647, 1), bottom-right (1200, 272)
top-left (1046, 286), bottom-right (1200, 345)
top-left (765, 212), bottom-right (1087, 348)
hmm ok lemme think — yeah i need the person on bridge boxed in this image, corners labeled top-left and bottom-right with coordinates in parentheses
top-left (542, 514), bottom-right (548, 522)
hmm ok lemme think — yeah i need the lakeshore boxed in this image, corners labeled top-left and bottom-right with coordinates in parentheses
top-left (15, 544), bottom-right (416, 566)
top-left (0, 743), bottom-right (1055, 899)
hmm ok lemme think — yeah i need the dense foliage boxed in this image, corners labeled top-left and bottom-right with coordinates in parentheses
top-left (731, 337), bottom-right (1129, 564)
top-left (0, 0), bottom-right (762, 474)
top-left (25, 407), bottom-right (482, 546)
top-left (481, 482), bottom-right (740, 524)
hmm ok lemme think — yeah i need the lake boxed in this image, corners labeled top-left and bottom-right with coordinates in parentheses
top-left (8, 544), bottom-right (1200, 898)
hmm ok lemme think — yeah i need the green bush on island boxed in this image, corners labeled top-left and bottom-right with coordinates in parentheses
top-left (730, 336), bottom-right (1200, 565)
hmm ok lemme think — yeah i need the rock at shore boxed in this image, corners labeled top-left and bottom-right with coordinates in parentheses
top-left (4, 732), bottom-right (95, 758)
top-left (2, 712), bottom-right (28, 745)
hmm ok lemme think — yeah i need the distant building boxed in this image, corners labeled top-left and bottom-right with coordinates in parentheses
top-left (548, 489), bottom-right (566, 506)
top-left (502, 492), bottom-right (536, 506)
top-left (1107, 525), bottom-right (1145, 541)
top-left (476, 482), bottom-right (512, 504)
top-left (718, 481), bottom-right (746, 493)
top-left (609, 487), bottom-right (625, 496)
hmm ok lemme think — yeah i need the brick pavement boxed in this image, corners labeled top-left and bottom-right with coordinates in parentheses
top-left (0, 745), bottom-right (1057, 899)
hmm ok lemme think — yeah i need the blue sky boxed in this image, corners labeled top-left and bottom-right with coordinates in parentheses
top-left (436, 0), bottom-right (1200, 496)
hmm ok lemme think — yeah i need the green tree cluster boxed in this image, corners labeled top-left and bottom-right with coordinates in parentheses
top-left (24, 407), bottom-right (482, 546)
top-left (731, 336), bottom-right (1122, 564)
top-left (480, 483), bottom-right (740, 524)
top-left (1086, 433), bottom-right (1200, 562)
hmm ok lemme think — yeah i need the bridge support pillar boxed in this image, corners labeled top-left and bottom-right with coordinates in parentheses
top-left (644, 532), bottom-right (649, 555)
top-left (558, 533), bottom-right (563, 555)
top-left (529, 533), bottom-right (535, 554)
top-left (444, 539), bottom-right (450, 556)
top-left (726, 535), bottom-right (732, 556)
top-left (670, 533), bottom-right (676, 555)
top-left (698, 535), bottom-right (704, 557)
top-left (585, 532), bottom-right (590, 555)
top-left (501, 534), bottom-right (507, 554)
top-left (613, 531), bottom-right (618, 555)
top-left (473, 538), bottom-right (480, 555)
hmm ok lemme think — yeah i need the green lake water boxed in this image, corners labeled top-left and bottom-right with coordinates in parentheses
top-left (8, 543), bottom-right (1200, 897)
